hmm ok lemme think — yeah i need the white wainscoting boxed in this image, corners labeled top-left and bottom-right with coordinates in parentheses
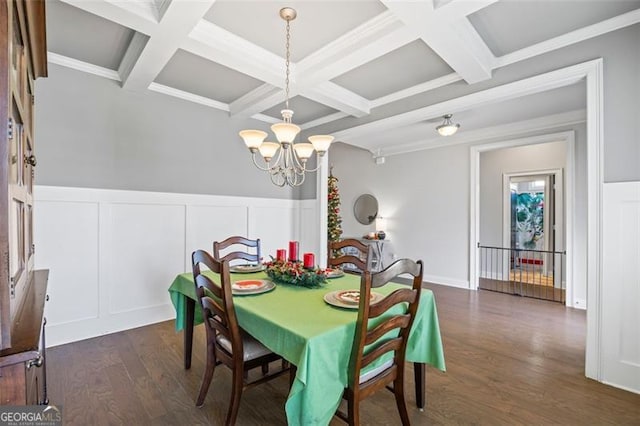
top-left (34, 186), bottom-right (318, 347)
top-left (602, 182), bottom-right (640, 394)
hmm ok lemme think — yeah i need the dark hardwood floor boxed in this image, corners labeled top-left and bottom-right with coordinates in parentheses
top-left (47, 284), bottom-right (640, 425)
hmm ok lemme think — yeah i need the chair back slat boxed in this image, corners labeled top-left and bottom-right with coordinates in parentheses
top-left (213, 236), bottom-right (261, 264)
top-left (370, 258), bottom-right (421, 288)
top-left (364, 314), bottom-right (411, 346)
top-left (192, 249), bottom-right (243, 358)
top-left (361, 338), bottom-right (403, 369)
top-left (368, 288), bottom-right (416, 318)
top-left (348, 259), bottom-right (423, 389)
top-left (328, 238), bottom-right (371, 273)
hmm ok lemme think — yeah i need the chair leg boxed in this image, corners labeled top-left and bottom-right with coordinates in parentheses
top-left (393, 377), bottom-right (410, 426)
top-left (226, 366), bottom-right (244, 426)
top-left (196, 341), bottom-right (216, 407)
top-left (289, 364), bottom-right (297, 389)
top-left (347, 396), bottom-right (359, 426)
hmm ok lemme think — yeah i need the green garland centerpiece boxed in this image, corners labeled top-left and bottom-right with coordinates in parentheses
top-left (265, 259), bottom-right (327, 288)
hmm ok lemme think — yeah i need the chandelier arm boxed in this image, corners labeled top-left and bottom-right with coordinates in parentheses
top-left (271, 172), bottom-right (287, 187)
top-left (251, 153), bottom-right (277, 172)
top-left (303, 154), bottom-right (323, 172)
top-left (290, 148), bottom-right (306, 172)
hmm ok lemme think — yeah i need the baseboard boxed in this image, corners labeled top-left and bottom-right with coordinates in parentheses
top-left (423, 274), bottom-right (470, 289)
top-left (572, 298), bottom-right (587, 310)
top-left (46, 304), bottom-right (176, 347)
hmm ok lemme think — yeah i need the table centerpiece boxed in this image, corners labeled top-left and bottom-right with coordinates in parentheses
top-left (264, 259), bottom-right (327, 288)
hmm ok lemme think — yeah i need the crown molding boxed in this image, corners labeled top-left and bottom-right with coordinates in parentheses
top-left (496, 9), bottom-right (640, 69)
top-left (148, 83), bottom-right (229, 111)
top-left (300, 112), bottom-right (349, 130)
top-left (48, 52), bottom-right (121, 81)
top-left (370, 72), bottom-right (462, 108)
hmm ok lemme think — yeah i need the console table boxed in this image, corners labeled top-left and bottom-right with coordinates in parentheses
top-left (343, 238), bottom-right (394, 272)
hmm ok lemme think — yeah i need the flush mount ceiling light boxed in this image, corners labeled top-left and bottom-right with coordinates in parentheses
top-left (436, 114), bottom-right (460, 136)
top-left (238, 7), bottom-right (334, 187)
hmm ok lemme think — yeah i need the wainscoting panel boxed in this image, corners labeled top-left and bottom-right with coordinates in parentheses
top-left (35, 201), bottom-right (100, 326)
top-left (185, 205), bottom-right (248, 267)
top-left (299, 201), bottom-right (320, 264)
top-left (107, 203), bottom-right (186, 315)
top-left (602, 182), bottom-right (640, 393)
top-left (34, 186), bottom-right (318, 347)
top-left (250, 206), bottom-right (297, 259)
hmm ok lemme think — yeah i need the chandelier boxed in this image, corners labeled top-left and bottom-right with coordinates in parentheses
top-left (239, 7), bottom-right (334, 187)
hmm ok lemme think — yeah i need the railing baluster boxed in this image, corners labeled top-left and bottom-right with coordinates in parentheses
top-left (476, 244), bottom-right (566, 303)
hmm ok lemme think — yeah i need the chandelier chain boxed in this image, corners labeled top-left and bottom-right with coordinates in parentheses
top-left (284, 18), bottom-right (291, 112)
top-left (238, 8), bottom-right (333, 188)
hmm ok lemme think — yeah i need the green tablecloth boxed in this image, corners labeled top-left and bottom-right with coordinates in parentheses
top-left (168, 271), bottom-right (446, 426)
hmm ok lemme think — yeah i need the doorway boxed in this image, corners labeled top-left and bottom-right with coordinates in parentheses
top-left (471, 132), bottom-right (576, 308)
top-left (491, 170), bottom-right (567, 302)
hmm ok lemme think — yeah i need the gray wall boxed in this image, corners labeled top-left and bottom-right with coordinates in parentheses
top-left (317, 24), bottom-right (640, 183)
top-left (329, 142), bottom-right (471, 286)
top-left (34, 64), bottom-right (298, 199)
top-left (329, 121), bottom-right (588, 299)
top-left (479, 140), bottom-right (567, 248)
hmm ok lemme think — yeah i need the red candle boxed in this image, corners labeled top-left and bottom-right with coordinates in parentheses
top-left (303, 253), bottom-right (315, 269)
top-left (288, 241), bottom-right (299, 262)
top-left (276, 249), bottom-right (286, 262)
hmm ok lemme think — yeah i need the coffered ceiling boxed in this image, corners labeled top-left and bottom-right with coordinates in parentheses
top-left (46, 0), bottom-right (640, 155)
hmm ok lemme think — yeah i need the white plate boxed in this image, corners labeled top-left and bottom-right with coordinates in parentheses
top-left (232, 279), bottom-right (275, 295)
top-left (325, 268), bottom-right (345, 279)
top-left (323, 290), bottom-right (384, 309)
top-left (229, 264), bottom-right (266, 274)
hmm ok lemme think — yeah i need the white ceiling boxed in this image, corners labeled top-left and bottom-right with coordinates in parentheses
top-left (45, 0), bottom-right (640, 155)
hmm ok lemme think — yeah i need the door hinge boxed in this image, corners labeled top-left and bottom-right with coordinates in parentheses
top-left (7, 117), bottom-right (13, 139)
top-left (5, 252), bottom-right (14, 298)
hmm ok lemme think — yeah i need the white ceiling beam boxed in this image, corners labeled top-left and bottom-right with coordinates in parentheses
top-left (375, 109), bottom-right (586, 157)
top-left (302, 82), bottom-right (370, 118)
top-left (296, 11), bottom-right (416, 83)
top-left (228, 84), bottom-right (287, 118)
top-left (185, 20), bottom-right (288, 87)
top-left (370, 72), bottom-right (462, 108)
top-left (120, 0), bottom-right (215, 90)
top-left (331, 59), bottom-right (598, 142)
top-left (382, 0), bottom-right (495, 84)
top-left (434, 0), bottom-right (500, 19)
top-left (226, 11), bottom-right (411, 118)
top-left (60, 0), bottom-right (157, 35)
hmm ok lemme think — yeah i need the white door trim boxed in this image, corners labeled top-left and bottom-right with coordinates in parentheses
top-left (470, 59), bottom-right (603, 383)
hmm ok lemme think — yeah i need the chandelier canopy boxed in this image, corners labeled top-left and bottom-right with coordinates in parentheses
top-left (239, 7), bottom-right (334, 187)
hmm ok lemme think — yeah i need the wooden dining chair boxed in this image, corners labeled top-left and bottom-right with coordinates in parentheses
top-left (337, 258), bottom-right (424, 426)
top-left (192, 250), bottom-right (288, 424)
top-left (328, 238), bottom-right (371, 273)
top-left (213, 236), bottom-right (261, 264)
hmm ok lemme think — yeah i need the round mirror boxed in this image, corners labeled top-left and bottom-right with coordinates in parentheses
top-left (353, 194), bottom-right (378, 225)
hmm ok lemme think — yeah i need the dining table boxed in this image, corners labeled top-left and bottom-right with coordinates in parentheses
top-left (168, 269), bottom-right (446, 426)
